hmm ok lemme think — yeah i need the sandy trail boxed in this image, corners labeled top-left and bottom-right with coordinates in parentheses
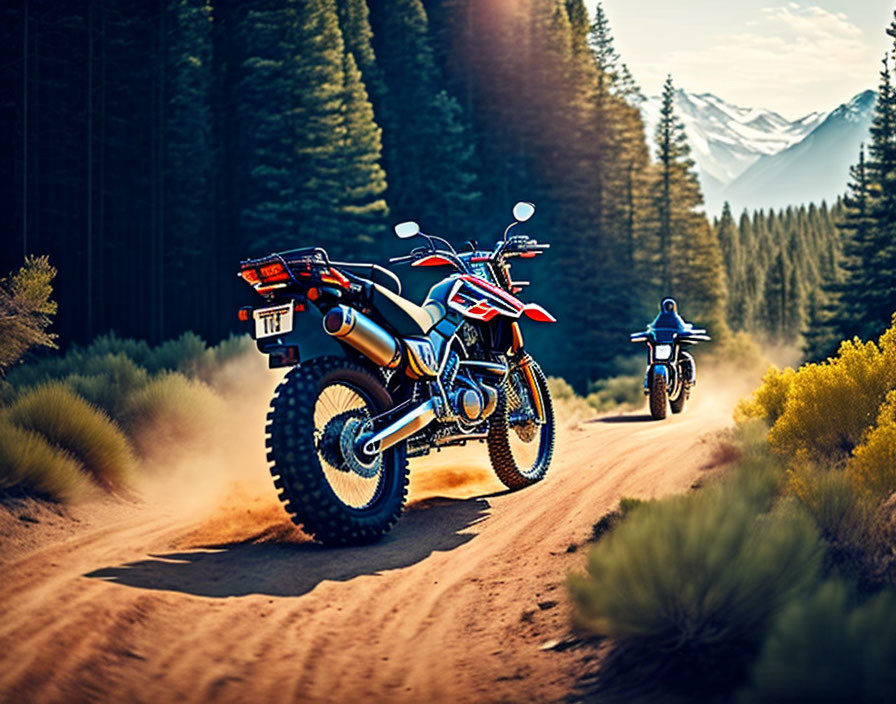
top-left (0, 385), bottom-right (739, 704)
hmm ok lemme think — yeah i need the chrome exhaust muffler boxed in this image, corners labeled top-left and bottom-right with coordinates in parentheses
top-left (359, 397), bottom-right (439, 455)
top-left (323, 305), bottom-right (402, 369)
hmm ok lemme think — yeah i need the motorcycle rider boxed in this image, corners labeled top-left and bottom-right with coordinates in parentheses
top-left (645, 297), bottom-right (697, 388)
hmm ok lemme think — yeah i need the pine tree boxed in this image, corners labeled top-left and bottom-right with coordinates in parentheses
top-left (717, 202), bottom-right (740, 297)
top-left (336, 0), bottom-right (386, 106)
top-left (164, 0), bottom-right (214, 337)
top-left (588, 3), bottom-right (619, 94)
top-left (368, 0), bottom-right (480, 232)
top-left (290, 0), bottom-right (350, 248)
top-left (826, 21), bottom-right (896, 345)
top-left (863, 53), bottom-right (896, 331)
top-left (648, 76), bottom-right (728, 338)
top-left (235, 1), bottom-right (300, 252)
top-left (337, 50), bottom-right (389, 253)
top-left (833, 147), bottom-right (874, 339)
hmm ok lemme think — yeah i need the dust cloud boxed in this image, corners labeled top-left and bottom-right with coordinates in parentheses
top-left (132, 348), bottom-right (302, 546)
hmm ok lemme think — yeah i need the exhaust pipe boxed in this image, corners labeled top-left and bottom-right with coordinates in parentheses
top-left (359, 398), bottom-right (439, 456)
top-left (323, 305), bottom-right (402, 369)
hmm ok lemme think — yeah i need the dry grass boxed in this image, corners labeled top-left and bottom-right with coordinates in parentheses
top-left (5, 383), bottom-right (135, 491)
top-left (0, 418), bottom-right (96, 502)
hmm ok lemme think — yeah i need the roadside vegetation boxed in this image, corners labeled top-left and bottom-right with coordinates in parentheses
top-left (0, 257), bottom-right (252, 502)
top-left (569, 315), bottom-right (896, 701)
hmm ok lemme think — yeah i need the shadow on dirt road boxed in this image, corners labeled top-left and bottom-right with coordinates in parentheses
top-left (85, 497), bottom-right (490, 598)
top-left (594, 414), bottom-right (655, 423)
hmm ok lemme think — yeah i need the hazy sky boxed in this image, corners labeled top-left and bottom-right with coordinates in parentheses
top-left (591, 1), bottom-right (895, 118)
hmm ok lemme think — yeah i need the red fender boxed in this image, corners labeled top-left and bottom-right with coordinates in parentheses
top-left (522, 303), bottom-right (556, 323)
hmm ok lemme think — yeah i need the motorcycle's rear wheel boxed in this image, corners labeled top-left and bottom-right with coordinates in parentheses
top-left (487, 356), bottom-right (555, 489)
top-left (649, 374), bottom-right (668, 420)
top-left (266, 356), bottom-right (408, 546)
top-left (670, 380), bottom-right (689, 414)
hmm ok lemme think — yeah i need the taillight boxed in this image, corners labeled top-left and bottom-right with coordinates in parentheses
top-left (237, 306), bottom-right (252, 322)
top-left (240, 268), bottom-right (260, 285)
top-left (259, 262), bottom-right (289, 283)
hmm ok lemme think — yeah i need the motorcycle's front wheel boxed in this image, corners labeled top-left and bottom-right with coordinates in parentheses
top-left (266, 356), bottom-right (408, 546)
top-left (649, 372), bottom-right (668, 420)
top-left (488, 355), bottom-right (555, 489)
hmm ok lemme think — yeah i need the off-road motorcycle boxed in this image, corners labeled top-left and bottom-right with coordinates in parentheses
top-left (237, 202), bottom-right (556, 545)
top-left (629, 322), bottom-right (709, 420)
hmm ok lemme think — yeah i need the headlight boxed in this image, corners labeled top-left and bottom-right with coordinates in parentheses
top-left (654, 344), bottom-right (672, 360)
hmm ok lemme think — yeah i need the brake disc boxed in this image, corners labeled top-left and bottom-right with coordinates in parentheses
top-left (339, 416), bottom-right (381, 479)
top-left (318, 411), bottom-right (380, 478)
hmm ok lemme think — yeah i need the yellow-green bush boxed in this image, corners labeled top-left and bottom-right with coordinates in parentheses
top-left (569, 476), bottom-right (822, 667)
top-left (123, 372), bottom-right (226, 457)
top-left (0, 419), bottom-right (95, 501)
top-left (734, 365), bottom-right (796, 426)
top-left (849, 390), bottom-right (896, 497)
top-left (5, 383), bottom-right (135, 490)
top-left (736, 324), bottom-right (896, 466)
top-left (738, 580), bottom-right (896, 703)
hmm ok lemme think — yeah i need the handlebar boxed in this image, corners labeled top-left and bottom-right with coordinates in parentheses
top-left (389, 228), bottom-right (550, 271)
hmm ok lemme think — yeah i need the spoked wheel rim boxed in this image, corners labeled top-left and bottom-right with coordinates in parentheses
top-left (506, 371), bottom-right (550, 478)
top-left (312, 381), bottom-right (385, 510)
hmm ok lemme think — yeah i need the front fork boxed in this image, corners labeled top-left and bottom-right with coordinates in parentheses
top-left (510, 322), bottom-right (546, 424)
top-left (644, 364), bottom-right (671, 395)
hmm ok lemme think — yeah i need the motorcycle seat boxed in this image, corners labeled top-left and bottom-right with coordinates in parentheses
top-left (371, 284), bottom-right (441, 337)
top-left (331, 261), bottom-right (402, 295)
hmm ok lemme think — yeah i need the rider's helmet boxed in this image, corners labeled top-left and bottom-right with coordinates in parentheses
top-left (660, 297), bottom-right (677, 313)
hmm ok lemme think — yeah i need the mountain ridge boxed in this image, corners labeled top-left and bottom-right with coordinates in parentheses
top-left (641, 88), bottom-right (875, 215)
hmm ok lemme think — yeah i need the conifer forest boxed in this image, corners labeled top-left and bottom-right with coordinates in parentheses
top-left (2, 0), bottom-right (895, 391)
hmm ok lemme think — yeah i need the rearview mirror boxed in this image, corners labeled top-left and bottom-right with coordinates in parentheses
top-left (394, 221), bottom-right (420, 238)
top-left (512, 202), bottom-right (535, 223)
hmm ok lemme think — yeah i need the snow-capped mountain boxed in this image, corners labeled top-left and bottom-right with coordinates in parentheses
top-left (721, 90), bottom-right (877, 214)
top-left (642, 90), bottom-right (827, 204)
top-left (641, 89), bottom-right (875, 215)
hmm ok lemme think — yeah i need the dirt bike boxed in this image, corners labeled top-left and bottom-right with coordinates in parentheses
top-left (629, 323), bottom-right (709, 420)
top-left (237, 202), bottom-right (556, 545)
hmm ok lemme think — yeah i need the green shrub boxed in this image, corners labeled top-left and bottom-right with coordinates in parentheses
top-left (586, 374), bottom-right (644, 412)
top-left (79, 332), bottom-right (154, 369)
top-left (0, 419), bottom-right (95, 502)
top-left (789, 465), bottom-right (867, 545)
top-left (739, 581), bottom-right (896, 703)
top-left (4, 332), bottom-right (220, 395)
top-left (569, 481), bottom-right (822, 672)
top-left (123, 372), bottom-right (226, 458)
top-left (6, 383), bottom-right (135, 490)
top-left (145, 331), bottom-right (208, 375)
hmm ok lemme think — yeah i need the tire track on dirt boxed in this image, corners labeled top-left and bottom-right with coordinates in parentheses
top-left (0, 388), bottom-right (738, 703)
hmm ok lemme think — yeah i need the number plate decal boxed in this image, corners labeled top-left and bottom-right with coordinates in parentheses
top-left (254, 303), bottom-right (294, 339)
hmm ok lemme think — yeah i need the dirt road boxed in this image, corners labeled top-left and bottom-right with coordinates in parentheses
top-left (0, 387), bottom-right (738, 704)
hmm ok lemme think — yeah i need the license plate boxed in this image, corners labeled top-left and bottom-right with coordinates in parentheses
top-left (254, 303), bottom-right (294, 339)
